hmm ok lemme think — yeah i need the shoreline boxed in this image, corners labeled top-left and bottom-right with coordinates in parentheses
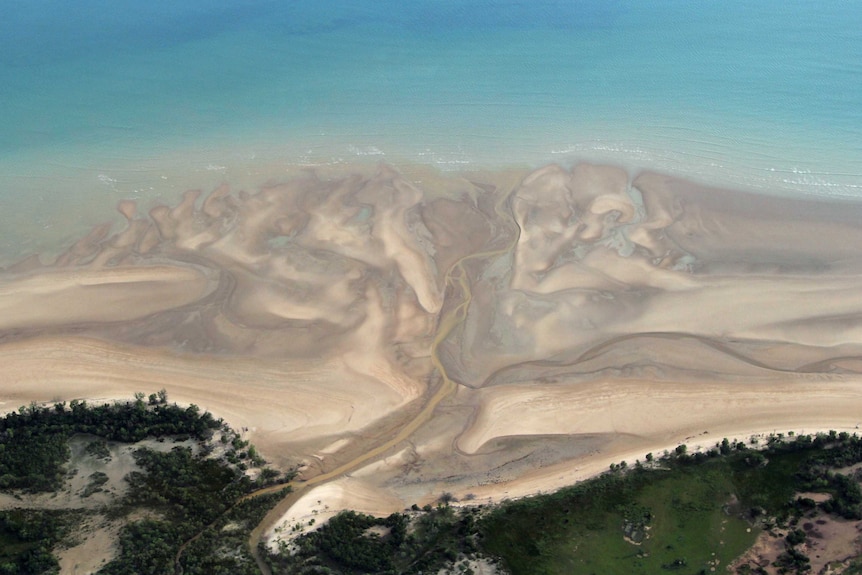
top-left (2, 160), bottom-right (862, 558)
top-left (462, 423), bottom-right (862, 506)
top-left (6, 390), bottom-right (859, 553)
top-left (263, 421), bottom-right (862, 552)
top-left (3, 155), bottom-right (862, 269)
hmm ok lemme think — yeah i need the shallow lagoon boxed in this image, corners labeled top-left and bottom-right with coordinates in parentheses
top-left (2, 1), bottom-right (861, 262)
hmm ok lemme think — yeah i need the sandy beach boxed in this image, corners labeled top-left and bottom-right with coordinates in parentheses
top-left (3, 162), bottom-right (862, 551)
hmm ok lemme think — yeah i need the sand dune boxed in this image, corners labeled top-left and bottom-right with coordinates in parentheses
top-left (3, 162), bottom-right (862, 543)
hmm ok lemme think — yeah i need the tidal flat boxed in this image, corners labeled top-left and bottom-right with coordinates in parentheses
top-left (3, 162), bottom-right (862, 557)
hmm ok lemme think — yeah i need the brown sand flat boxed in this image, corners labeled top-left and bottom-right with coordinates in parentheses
top-left (457, 379), bottom-right (862, 455)
top-left (3, 162), bottom-right (862, 548)
top-left (0, 265), bottom-right (215, 331)
top-left (0, 337), bottom-right (413, 466)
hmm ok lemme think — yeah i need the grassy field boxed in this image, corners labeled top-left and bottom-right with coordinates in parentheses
top-left (482, 462), bottom-right (752, 574)
top-left (480, 443), bottom-right (840, 575)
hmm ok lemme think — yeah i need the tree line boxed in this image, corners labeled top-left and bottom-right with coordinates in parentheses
top-left (0, 392), bottom-right (219, 492)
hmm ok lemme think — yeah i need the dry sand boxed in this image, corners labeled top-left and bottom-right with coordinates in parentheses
top-left (3, 162), bottom-right (862, 555)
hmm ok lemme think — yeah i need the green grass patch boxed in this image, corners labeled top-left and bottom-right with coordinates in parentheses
top-left (480, 439), bottom-right (862, 575)
top-left (482, 459), bottom-right (760, 575)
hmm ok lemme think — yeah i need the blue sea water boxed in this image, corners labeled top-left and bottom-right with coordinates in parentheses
top-left (1, 0), bottom-right (861, 259)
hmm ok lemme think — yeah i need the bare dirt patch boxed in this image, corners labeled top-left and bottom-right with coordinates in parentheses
top-left (732, 514), bottom-right (862, 575)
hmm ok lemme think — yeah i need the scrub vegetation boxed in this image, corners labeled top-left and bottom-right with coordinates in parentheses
top-left (0, 394), bottom-right (290, 575)
top-left (4, 396), bottom-right (862, 575)
top-left (263, 432), bottom-right (862, 575)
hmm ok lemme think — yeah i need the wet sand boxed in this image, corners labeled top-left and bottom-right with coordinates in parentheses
top-left (3, 162), bottom-right (862, 548)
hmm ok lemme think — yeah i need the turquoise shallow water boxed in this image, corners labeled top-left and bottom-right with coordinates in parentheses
top-left (1, 1), bottom-right (861, 260)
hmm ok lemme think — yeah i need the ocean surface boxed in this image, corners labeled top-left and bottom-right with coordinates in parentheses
top-left (1, 0), bottom-right (861, 262)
